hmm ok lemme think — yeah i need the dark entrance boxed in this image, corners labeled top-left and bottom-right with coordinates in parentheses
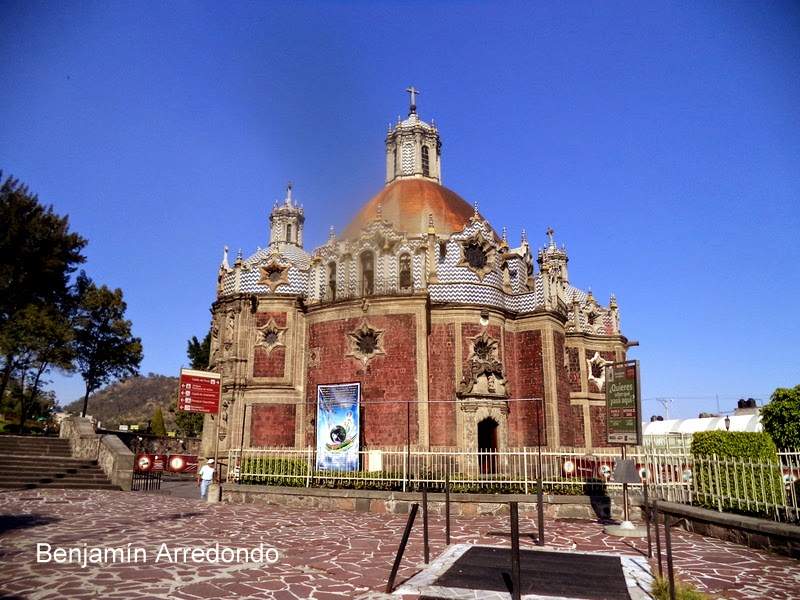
top-left (477, 417), bottom-right (498, 474)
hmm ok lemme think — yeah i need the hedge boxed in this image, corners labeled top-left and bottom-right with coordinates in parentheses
top-left (690, 431), bottom-right (784, 515)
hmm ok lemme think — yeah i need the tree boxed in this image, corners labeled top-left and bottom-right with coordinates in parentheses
top-left (150, 406), bottom-right (167, 437)
top-left (187, 332), bottom-right (211, 370)
top-left (0, 173), bottom-right (86, 403)
top-left (73, 272), bottom-right (143, 417)
top-left (3, 304), bottom-right (74, 432)
top-left (761, 385), bottom-right (800, 450)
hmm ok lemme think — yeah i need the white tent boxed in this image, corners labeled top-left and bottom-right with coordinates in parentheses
top-left (643, 414), bottom-right (762, 436)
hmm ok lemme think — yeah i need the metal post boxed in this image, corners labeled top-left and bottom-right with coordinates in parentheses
top-left (386, 503), bottom-right (419, 593)
top-left (445, 465), bottom-right (451, 545)
top-left (422, 488), bottom-right (430, 564)
top-left (653, 500), bottom-right (663, 577)
top-left (406, 399), bottom-right (411, 491)
top-left (643, 481), bottom-right (652, 558)
top-left (510, 501), bottom-right (521, 600)
top-left (664, 513), bottom-right (676, 600)
top-left (621, 445), bottom-right (630, 524)
top-left (536, 398), bottom-right (545, 546)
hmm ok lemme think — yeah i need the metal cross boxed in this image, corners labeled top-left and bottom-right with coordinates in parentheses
top-left (546, 227), bottom-right (555, 244)
top-left (405, 86), bottom-right (420, 112)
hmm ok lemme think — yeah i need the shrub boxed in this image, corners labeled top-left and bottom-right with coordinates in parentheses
top-left (652, 576), bottom-right (709, 600)
top-left (690, 431), bottom-right (784, 515)
top-left (761, 385), bottom-right (800, 449)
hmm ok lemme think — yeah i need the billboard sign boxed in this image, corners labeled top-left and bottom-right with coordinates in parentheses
top-left (178, 368), bottom-right (221, 414)
top-left (606, 360), bottom-right (642, 445)
top-left (316, 383), bottom-right (360, 471)
top-left (135, 453), bottom-right (165, 472)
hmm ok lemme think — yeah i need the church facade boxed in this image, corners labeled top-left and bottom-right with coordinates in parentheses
top-left (201, 93), bottom-right (629, 457)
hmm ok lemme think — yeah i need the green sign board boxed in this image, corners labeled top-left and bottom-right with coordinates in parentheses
top-left (605, 360), bottom-right (642, 445)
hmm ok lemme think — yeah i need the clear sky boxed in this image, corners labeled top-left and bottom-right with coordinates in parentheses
top-left (1, 1), bottom-right (798, 419)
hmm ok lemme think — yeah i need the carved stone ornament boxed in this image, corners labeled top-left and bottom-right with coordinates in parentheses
top-left (346, 321), bottom-right (386, 368)
top-left (458, 330), bottom-right (507, 397)
top-left (257, 259), bottom-right (290, 293)
top-left (458, 230), bottom-right (496, 281)
top-left (587, 351), bottom-right (611, 392)
top-left (256, 317), bottom-right (287, 355)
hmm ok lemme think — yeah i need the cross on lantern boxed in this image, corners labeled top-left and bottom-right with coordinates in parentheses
top-left (405, 86), bottom-right (420, 114)
top-left (546, 227), bottom-right (555, 245)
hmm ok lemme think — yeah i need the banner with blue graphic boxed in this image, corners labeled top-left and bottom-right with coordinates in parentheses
top-left (315, 383), bottom-right (360, 471)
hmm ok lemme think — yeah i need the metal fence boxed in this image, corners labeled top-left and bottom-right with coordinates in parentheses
top-left (690, 452), bottom-right (799, 523)
top-left (226, 443), bottom-right (694, 497)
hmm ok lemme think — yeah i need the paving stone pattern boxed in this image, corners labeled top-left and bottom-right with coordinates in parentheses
top-left (0, 489), bottom-right (798, 599)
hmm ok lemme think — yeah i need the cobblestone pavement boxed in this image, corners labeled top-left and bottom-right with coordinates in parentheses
top-left (0, 489), bottom-right (798, 599)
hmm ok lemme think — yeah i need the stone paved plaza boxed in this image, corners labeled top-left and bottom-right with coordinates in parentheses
top-left (0, 489), bottom-right (798, 599)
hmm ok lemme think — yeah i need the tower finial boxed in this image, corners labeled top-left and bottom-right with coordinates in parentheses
top-left (546, 226), bottom-right (555, 246)
top-left (328, 225), bottom-right (336, 242)
top-left (521, 228), bottom-right (528, 244)
top-left (405, 86), bottom-right (420, 115)
top-left (473, 201), bottom-right (479, 219)
top-left (502, 226), bottom-right (508, 245)
top-left (285, 181), bottom-right (293, 205)
top-left (222, 245), bottom-right (229, 269)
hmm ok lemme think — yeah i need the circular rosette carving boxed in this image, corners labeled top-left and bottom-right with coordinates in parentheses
top-left (346, 321), bottom-right (386, 368)
top-left (457, 230), bottom-right (496, 281)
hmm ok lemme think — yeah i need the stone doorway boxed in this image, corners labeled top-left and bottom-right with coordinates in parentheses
top-left (477, 417), bottom-right (498, 474)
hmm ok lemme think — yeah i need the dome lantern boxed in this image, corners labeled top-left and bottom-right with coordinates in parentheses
top-left (385, 86), bottom-right (442, 185)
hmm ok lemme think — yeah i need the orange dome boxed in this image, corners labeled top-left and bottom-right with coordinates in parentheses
top-left (342, 179), bottom-right (477, 238)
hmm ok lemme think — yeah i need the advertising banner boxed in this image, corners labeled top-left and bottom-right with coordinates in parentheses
top-left (135, 453), bottom-right (165, 472)
top-left (606, 360), bottom-right (642, 445)
top-left (178, 368), bottom-right (221, 414)
top-left (166, 454), bottom-right (198, 474)
top-left (315, 383), bottom-right (360, 471)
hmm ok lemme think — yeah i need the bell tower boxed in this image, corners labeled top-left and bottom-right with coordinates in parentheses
top-left (385, 86), bottom-right (442, 185)
top-left (269, 183), bottom-right (305, 248)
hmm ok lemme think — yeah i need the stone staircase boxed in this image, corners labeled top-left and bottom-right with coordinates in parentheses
top-left (0, 435), bottom-right (119, 490)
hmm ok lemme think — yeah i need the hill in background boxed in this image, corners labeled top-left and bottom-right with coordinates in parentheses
top-left (62, 374), bottom-right (179, 430)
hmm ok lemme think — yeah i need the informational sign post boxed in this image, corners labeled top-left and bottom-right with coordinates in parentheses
top-left (316, 383), bottom-right (360, 472)
top-left (605, 360), bottom-right (642, 446)
top-left (178, 368), bottom-right (221, 414)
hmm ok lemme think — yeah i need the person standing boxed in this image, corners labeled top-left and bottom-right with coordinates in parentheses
top-left (197, 458), bottom-right (215, 500)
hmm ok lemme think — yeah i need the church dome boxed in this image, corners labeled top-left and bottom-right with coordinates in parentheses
top-left (342, 179), bottom-right (476, 238)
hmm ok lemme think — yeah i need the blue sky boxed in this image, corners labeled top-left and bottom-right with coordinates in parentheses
top-left (1, 1), bottom-right (798, 418)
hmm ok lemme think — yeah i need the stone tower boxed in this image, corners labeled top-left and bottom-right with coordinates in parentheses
top-left (269, 183), bottom-right (305, 248)
top-left (385, 86), bottom-right (442, 184)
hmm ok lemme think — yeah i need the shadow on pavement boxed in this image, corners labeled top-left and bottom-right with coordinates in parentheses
top-left (0, 514), bottom-right (60, 535)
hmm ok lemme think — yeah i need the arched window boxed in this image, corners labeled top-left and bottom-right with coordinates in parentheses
top-left (421, 145), bottom-right (430, 177)
top-left (328, 262), bottom-right (337, 301)
top-left (360, 251), bottom-right (374, 296)
top-left (285, 223), bottom-right (292, 242)
top-left (399, 254), bottom-right (412, 290)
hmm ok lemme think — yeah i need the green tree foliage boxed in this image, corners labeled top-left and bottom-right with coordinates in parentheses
top-left (760, 385), bottom-right (800, 450)
top-left (150, 406), bottom-right (167, 436)
top-left (187, 332), bottom-right (211, 369)
top-left (0, 173), bottom-right (86, 426)
top-left (171, 331), bottom-right (211, 437)
top-left (73, 272), bottom-right (143, 417)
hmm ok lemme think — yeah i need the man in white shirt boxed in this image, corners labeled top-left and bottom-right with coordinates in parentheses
top-left (197, 458), bottom-right (215, 500)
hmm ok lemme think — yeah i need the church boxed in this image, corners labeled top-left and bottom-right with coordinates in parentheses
top-left (201, 90), bottom-right (629, 459)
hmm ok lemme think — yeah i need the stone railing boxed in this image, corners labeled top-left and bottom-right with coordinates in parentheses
top-left (60, 416), bottom-right (134, 491)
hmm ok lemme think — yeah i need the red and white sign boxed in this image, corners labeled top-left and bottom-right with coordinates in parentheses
top-left (135, 453), bottom-right (165, 472)
top-left (166, 454), bottom-right (198, 473)
top-left (178, 368), bottom-right (221, 414)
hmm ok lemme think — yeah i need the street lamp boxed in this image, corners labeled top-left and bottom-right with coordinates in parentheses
top-left (724, 415), bottom-right (731, 431)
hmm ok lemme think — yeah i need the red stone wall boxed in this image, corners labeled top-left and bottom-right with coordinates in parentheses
top-left (253, 312), bottom-right (287, 378)
top-left (571, 405), bottom-right (585, 447)
top-left (504, 329), bottom-right (545, 446)
top-left (589, 405), bottom-right (608, 447)
top-left (553, 332), bottom-right (575, 447)
top-left (250, 404), bottom-right (295, 447)
top-left (565, 347), bottom-right (581, 391)
top-left (428, 323), bottom-right (456, 446)
top-left (305, 314), bottom-right (418, 447)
